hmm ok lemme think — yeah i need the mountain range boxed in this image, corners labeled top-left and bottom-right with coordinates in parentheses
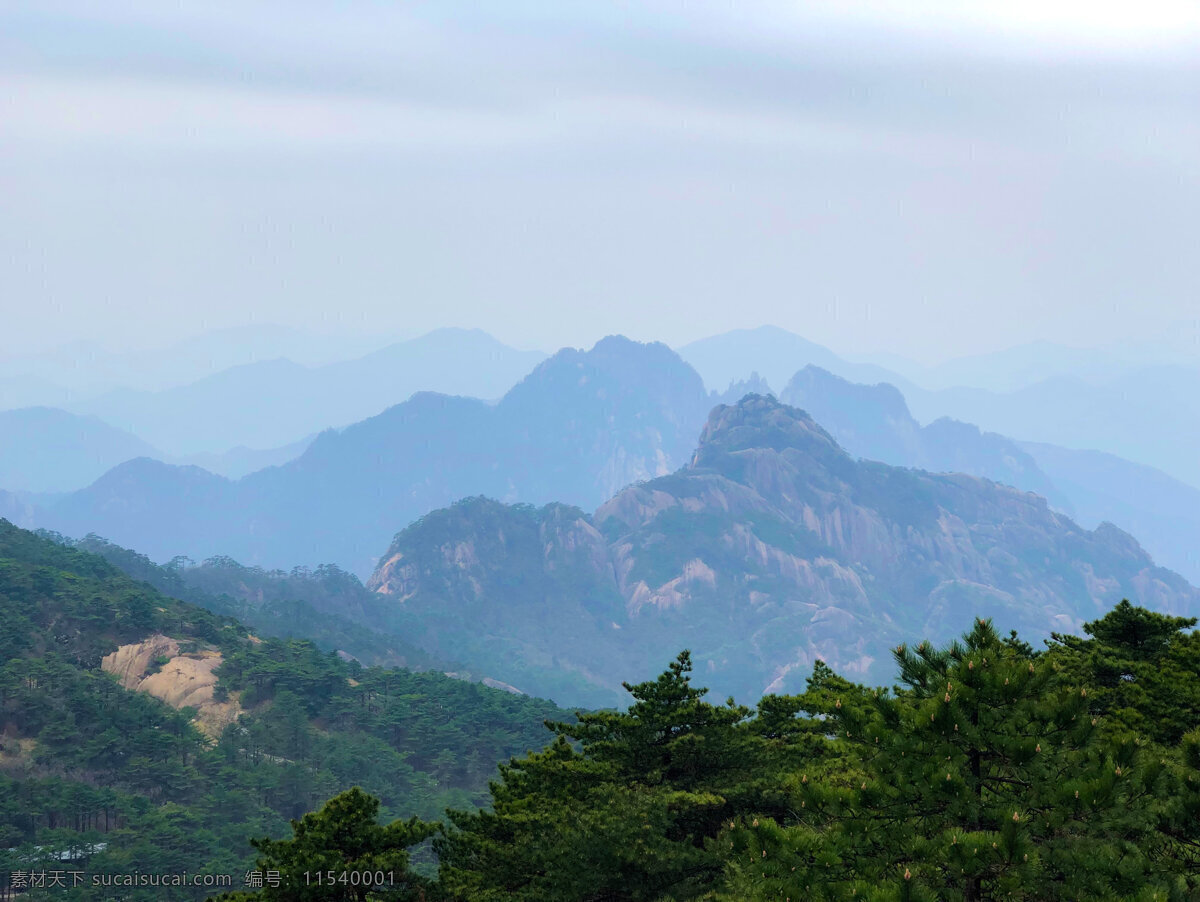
top-left (21, 335), bottom-right (1200, 591)
top-left (366, 395), bottom-right (1199, 704)
top-left (6, 324), bottom-right (1196, 488)
top-left (779, 366), bottom-right (1068, 509)
top-left (65, 328), bottom-right (548, 455)
top-left (679, 326), bottom-right (1200, 489)
top-left (0, 405), bottom-right (315, 492)
top-left (677, 326), bottom-right (906, 398)
top-left (901, 366), bottom-right (1200, 490)
top-left (0, 324), bottom-right (391, 400)
top-left (37, 337), bottom-right (707, 575)
top-left (775, 365), bottom-right (1200, 585)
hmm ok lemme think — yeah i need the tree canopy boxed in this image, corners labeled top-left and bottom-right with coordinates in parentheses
top-left (430, 610), bottom-right (1200, 901)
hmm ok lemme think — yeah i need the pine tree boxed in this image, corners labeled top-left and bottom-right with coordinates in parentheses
top-left (1048, 599), bottom-right (1200, 746)
top-left (720, 620), bottom-right (1180, 901)
top-left (1177, 729), bottom-right (1200, 882)
top-left (436, 651), bottom-right (760, 901)
top-left (222, 787), bottom-right (435, 901)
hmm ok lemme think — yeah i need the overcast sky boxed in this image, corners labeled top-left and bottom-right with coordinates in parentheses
top-left (2, 1), bottom-right (1198, 362)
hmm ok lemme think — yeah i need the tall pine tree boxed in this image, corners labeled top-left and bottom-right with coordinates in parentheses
top-left (436, 652), bottom-right (762, 901)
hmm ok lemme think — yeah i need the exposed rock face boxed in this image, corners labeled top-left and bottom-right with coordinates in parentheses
top-left (101, 635), bottom-right (240, 739)
top-left (368, 396), bottom-right (1200, 706)
top-left (367, 499), bottom-right (636, 708)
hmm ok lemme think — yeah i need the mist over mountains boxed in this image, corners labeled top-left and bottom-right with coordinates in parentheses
top-left (4, 329), bottom-right (1195, 593)
top-left (65, 328), bottom-right (547, 455)
top-left (5, 327), bottom-right (1195, 709)
top-left (36, 337), bottom-right (705, 574)
top-left (0, 324), bottom-right (393, 400)
top-left (0, 327), bottom-right (545, 491)
top-left (779, 366), bottom-right (1067, 511)
top-left (0, 406), bottom-right (158, 493)
top-left (902, 367), bottom-right (1200, 490)
top-left (680, 326), bottom-right (1200, 490)
top-left (366, 395), bottom-right (1198, 704)
top-left (6, 1), bottom-right (1198, 890)
top-left (775, 365), bottom-right (1200, 586)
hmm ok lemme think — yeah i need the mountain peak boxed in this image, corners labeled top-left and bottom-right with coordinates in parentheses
top-left (785, 366), bottom-right (912, 422)
top-left (692, 394), bottom-right (846, 468)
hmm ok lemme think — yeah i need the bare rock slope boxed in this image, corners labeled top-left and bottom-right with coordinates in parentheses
top-left (102, 634), bottom-right (241, 739)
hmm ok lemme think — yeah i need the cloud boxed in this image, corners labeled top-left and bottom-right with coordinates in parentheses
top-left (0, 2), bottom-right (1196, 358)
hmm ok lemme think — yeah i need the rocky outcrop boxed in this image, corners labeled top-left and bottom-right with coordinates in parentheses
top-left (369, 396), bottom-right (1200, 706)
top-left (101, 635), bottom-right (240, 739)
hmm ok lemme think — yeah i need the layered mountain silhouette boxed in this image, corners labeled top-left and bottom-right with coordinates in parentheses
top-left (172, 434), bottom-right (317, 480)
top-left (67, 328), bottom-right (548, 454)
top-left (901, 365), bottom-right (1200, 491)
top-left (677, 327), bottom-right (1200, 491)
top-left (777, 366), bottom-right (1200, 585)
top-left (677, 325), bottom-right (908, 399)
top-left (43, 337), bottom-right (708, 575)
top-left (0, 324), bottom-right (397, 401)
top-left (367, 395), bottom-right (1199, 705)
top-left (779, 367), bottom-right (1069, 511)
top-left (33, 335), bottom-right (1200, 591)
top-left (0, 406), bottom-right (160, 493)
top-left (1017, 441), bottom-right (1200, 587)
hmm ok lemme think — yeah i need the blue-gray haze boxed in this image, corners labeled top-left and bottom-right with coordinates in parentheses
top-left (1, 2), bottom-right (1197, 361)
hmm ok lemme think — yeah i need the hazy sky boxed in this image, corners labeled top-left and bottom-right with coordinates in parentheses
top-left (2, 1), bottom-right (1198, 361)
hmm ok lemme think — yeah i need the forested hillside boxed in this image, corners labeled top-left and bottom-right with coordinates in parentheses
top-left (41, 532), bottom-right (444, 673)
top-left (226, 603), bottom-right (1200, 901)
top-left (3, 518), bottom-right (1198, 900)
top-left (0, 521), bottom-right (571, 901)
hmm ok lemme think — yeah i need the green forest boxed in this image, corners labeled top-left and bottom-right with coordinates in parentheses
top-left (3, 520), bottom-right (1200, 900)
top-left (0, 522), bottom-right (568, 900)
top-left (222, 603), bottom-right (1200, 901)
top-left (39, 531), bottom-right (444, 674)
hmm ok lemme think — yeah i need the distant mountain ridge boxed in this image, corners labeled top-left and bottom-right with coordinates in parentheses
top-left (0, 323), bottom-right (390, 400)
top-left (677, 326), bottom-right (1200, 490)
top-left (677, 325), bottom-right (908, 398)
top-left (1017, 440), bottom-right (1200, 586)
top-left (31, 333), bottom-right (1200, 592)
top-left (779, 366), bottom-right (1070, 512)
top-left (0, 406), bottom-right (160, 493)
top-left (41, 336), bottom-right (708, 575)
top-left (367, 395), bottom-right (1199, 705)
top-left (775, 365), bottom-right (1200, 585)
top-left (66, 328), bottom-right (548, 454)
top-left (901, 365), bottom-right (1200, 490)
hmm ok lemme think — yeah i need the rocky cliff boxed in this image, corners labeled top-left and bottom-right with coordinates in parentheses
top-left (101, 634), bottom-right (241, 739)
top-left (368, 396), bottom-right (1200, 705)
